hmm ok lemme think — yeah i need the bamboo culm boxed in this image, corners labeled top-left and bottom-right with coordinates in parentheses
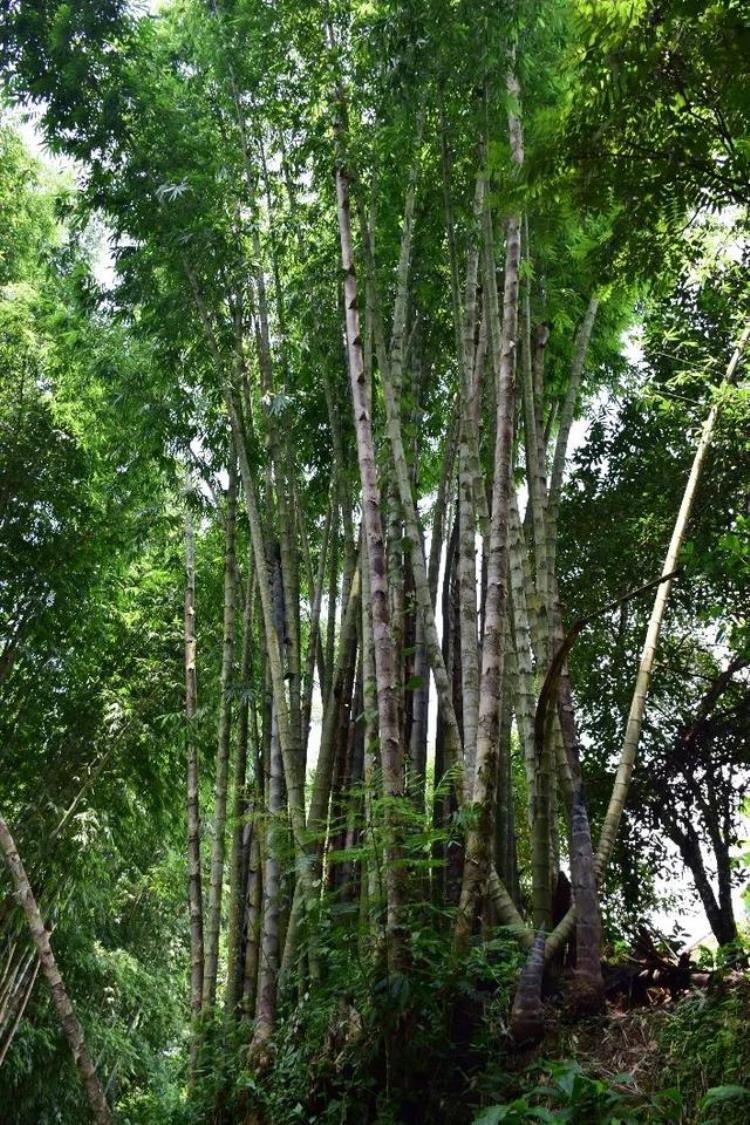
top-left (0, 816), bottom-right (113, 1125)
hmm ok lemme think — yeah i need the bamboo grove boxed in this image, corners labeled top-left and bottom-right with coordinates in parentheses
top-left (1, 1), bottom-right (749, 1121)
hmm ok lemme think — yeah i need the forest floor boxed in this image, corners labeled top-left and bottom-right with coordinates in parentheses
top-left (525, 1005), bottom-right (673, 1093)
top-left (492, 972), bottom-right (750, 1123)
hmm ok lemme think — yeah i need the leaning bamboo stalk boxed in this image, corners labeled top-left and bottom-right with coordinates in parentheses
top-left (0, 816), bottom-right (113, 1124)
top-left (427, 406), bottom-right (459, 609)
top-left (248, 191), bottom-right (306, 810)
top-left (543, 318), bottom-right (749, 970)
top-left (531, 325), bottom-right (549, 458)
top-left (276, 465), bottom-right (305, 802)
top-left (0, 944), bottom-right (35, 1053)
top-left (597, 321), bottom-right (750, 871)
top-left (231, 415), bottom-right (308, 866)
top-left (193, 116), bottom-right (308, 880)
top-left (486, 868), bottom-right (531, 940)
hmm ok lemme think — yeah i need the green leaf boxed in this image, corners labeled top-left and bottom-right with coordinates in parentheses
top-left (699, 1085), bottom-right (750, 1114)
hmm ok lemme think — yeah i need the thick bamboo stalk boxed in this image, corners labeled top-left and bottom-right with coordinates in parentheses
top-left (331, 77), bottom-right (408, 967)
top-left (183, 265), bottom-right (311, 878)
top-left (300, 488), bottom-right (333, 751)
top-left (495, 608), bottom-right (519, 903)
top-left (546, 296), bottom-right (598, 567)
top-left (184, 507), bottom-right (204, 1061)
top-left (521, 265), bottom-right (551, 659)
top-left (250, 709), bottom-right (283, 1058)
top-left (358, 186), bottom-right (464, 781)
top-left (307, 565), bottom-right (361, 836)
top-left (454, 75), bottom-right (524, 950)
top-left (458, 427), bottom-right (480, 802)
top-left (225, 553), bottom-right (255, 1021)
top-left (241, 807), bottom-right (262, 1020)
top-left (568, 787), bottom-right (604, 1014)
top-left (508, 495), bottom-right (538, 809)
top-left (360, 534), bottom-right (382, 928)
top-left (203, 459), bottom-right (238, 1010)
top-left (510, 929), bottom-right (546, 1043)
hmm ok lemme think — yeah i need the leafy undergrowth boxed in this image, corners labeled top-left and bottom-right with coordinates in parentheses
top-left (474, 973), bottom-right (750, 1124)
top-left (231, 959), bottom-right (750, 1125)
top-left (228, 925), bottom-right (524, 1125)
